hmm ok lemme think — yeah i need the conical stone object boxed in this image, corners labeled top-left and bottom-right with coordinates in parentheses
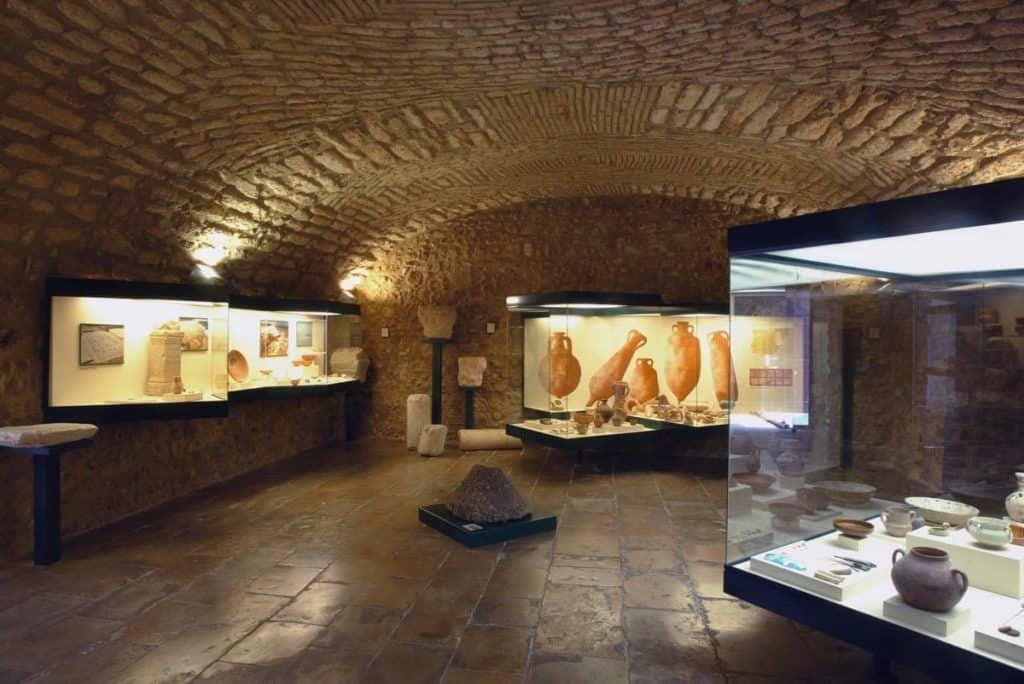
top-left (446, 464), bottom-right (531, 523)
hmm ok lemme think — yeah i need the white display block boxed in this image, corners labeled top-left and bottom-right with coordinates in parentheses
top-left (835, 534), bottom-right (866, 551)
top-left (728, 483), bottom-right (752, 515)
top-left (883, 595), bottom-right (972, 637)
top-left (751, 486), bottom-right (796, 510)
top-left (749, 537), bottom-right (889, 602)
top-left (907, 528), bottom-right (1024, 598)
top-left (976, 627), bottom-right (1024, 665)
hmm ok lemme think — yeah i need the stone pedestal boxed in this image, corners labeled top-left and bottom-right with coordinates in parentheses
top-left (407, 394), bottom-right (431, 450)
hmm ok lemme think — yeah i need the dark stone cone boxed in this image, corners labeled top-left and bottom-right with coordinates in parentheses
top-left (446, 464), bottom-right (531, 524)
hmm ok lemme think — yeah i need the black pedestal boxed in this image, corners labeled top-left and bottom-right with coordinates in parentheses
top-left (463, 388), bottom-right (476, 429)
top-left (3, 438), bottom-right (93, 566)
top-left (426, 339), bottom-right (449, 424)
top-left (418, 504), bottom-right (557, 548)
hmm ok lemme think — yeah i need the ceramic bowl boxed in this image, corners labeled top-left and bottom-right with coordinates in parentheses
top-left (833, 518), bottom-right (874, 539)
top-left (733, 473), bottom-right (775, 494)
top-left (904, 497), bottom-right (980, 527)
top-left (815, 481), bottom-right (876, 506)
top-left (967, 516), bottom-right (1012, 549)
top-left (769, 502), bottom-right (806, 521)
top-left (796, 487), bottom-right (831, 511)
top-left (227, 350), bottom-right (249, 383)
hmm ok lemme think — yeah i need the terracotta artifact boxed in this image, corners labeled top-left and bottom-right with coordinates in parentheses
top-left (587, 329), bottom-right (647, 405)
top-left (446, 464), bottom-right (531, 523)
top-left (665, 321), bottom-right (701, 404)
top-left (145, 326), bottom-right (185, 395)
top-left (538, 332), bottom-right (581, 399)
top-left (708, 330), bottom-right (738, 407)
top-left (891, 547), bottom-right (968, 612)
top-left (610, 381), bottom-right (629, 426)
top-left (458, 356), bottom-right (488, 388)
top-left (733, 473), bottom-right (775, 494)
top-left (833, 518), bottom-right (873, 539)
top-left (227, 350), bottom-right (249, 383)
top-left (594, 399), bottom-right (614, 425)
top-left (417, 305), bottom-right (457, 340)
top-left (1006, 472), bottom-right (1024, 523)
top-left (627, 358), bottom-right (659, 404)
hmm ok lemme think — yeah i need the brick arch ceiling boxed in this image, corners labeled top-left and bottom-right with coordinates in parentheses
top-left (1, 0), bottom-right (1022, 288)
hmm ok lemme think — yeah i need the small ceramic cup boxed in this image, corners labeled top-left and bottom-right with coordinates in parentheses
top-left (1010, 522), bottom-right (1024, 546)
top-left (967, 516), bottom-right (1012, 549)
top-left (880, 505), bottom-right (917, 538)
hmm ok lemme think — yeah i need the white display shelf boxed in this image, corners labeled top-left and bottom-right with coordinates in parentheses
top-left (734, 516), bottom-right (1024, 673)
top-left (512, 420), bottom-right (651, 440)
top-left (884, 595), bottom-right (972, 637)
top-left (906, 527), bottom-right (1024, 599)
top-left (229, 375), bottom-right (354, 393)
top-left (98, 392), bottom-right (224, 405)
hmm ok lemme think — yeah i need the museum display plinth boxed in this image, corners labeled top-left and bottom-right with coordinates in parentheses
top-left (418, 504), bottom-right (557, 548)
top-left (724, 176), bottom-right (1024, 681)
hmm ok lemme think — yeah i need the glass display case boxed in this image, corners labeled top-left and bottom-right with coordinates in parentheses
top-left (505, 292), bottom-right (729, 448)
top-left (724, 177), bottom-right (1024, 681)
top-left (227, 295), bottom-right (360, 401)
top-left (46, 278), bottom-right (230, 422)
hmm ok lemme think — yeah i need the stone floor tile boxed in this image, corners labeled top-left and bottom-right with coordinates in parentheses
top-left (472, 596), bottom-right (541, 627)
top-left (485, 562), bottom-right (548, 599)
top-left (361, 641), bottom-right (452, 684)
top-left (0, 614), bottom-right (121, 673)
top-left (272, 581), bottom-right (358, 625)
top-left (526, 651), bottom-right (629, 684)
top-left (452, 624), bottom-right (531, 673)
top-left (312, 604), bottom-right (404, 652)
top-left (535, 584), bottom-right (625, 659)
top-left (442, 668), bottom-right (521, 684)
top-left (107, 623), bottom-right (245, 684)
top-left (624, 573), bottom-right (696, 611)
top-left (247, 565), bottom-right (321, 597)
top-left (220, 621), bottom-right (322, 666)
top-left (687, 560), bottom-right (728, 599)
top-left (548, 564), bottom-right (621, 587)
top-left (705, 599), bottom-right (815, 678)
top-left (623, 549), bottom-right (683, 574)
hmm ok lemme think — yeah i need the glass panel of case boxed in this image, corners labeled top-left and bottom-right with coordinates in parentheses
top-left (49, 294), bottom-right (228, 407)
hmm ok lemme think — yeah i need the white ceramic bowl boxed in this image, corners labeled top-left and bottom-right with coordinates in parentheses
top-left (967, 516), bottom-right (1012, 549)
top-left (815, 481), bottom-right (876, 506)
top-left (904, 497), bottom-right (980, 527)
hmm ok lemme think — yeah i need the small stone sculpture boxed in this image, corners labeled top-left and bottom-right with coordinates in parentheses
top-left (145, 323), bottom-right (184, 395)
top-left (407, 394), bottom-right (431, 450)
top-left (418, 424), bottom-right (447, 457)
top-left (446, 464), bottom-right (531, 523)
top-left (418, 305), bottom-right (457, 339)
top-left (458, 356), bottom-right (487, 388)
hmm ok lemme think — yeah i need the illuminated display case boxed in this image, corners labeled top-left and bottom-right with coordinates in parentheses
top-left (45, 278), bottom-right (230, 422)
top-left (724, 177), bottom-right (1024, 681)
top-left (505, 292), bottom-right (729, 448)
top-left (227, 295), bottom-right (360, 401)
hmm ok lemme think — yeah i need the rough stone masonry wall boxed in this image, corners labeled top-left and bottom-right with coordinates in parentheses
top-left (356, 195), bottom-right (767, 439)
top-left (0, 246), bottom-right (345, 562)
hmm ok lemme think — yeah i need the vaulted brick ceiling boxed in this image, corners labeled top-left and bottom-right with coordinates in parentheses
top-left (1, 1), bottom-right (1022, 289)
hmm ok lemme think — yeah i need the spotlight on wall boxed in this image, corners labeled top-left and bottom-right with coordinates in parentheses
top-left (340, 273), bottom-right (364, 292)
top-left (193, 245), bottom-right (228, 267)
top-left (190, 263), bottom-right (222, 282)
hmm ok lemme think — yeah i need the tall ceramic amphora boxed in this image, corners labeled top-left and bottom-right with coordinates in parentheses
top-left (708, 330), bottom-right (738, 408)
top-left (665, 321), bottom-right (700, 404)
top-left (1006, 472), bottom-right (1024, 522)
top-left (627, 358), bottom-right (659, 404)
top-left (587, 329), bottom-right (647, 406)
top-left (538, 332), bottom-right (582, 399)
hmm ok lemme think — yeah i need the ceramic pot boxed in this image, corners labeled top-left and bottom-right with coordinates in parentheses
top-left (708, 331), bottom-right (738, 408)
top-left (538, 332), bottom-right (582, 399)
top-left (1006, 472), bottom-right (1024, 523)
top-left (595, 399), bottom-right (614, 425)
top-left (774, 439), bottom-right (804, 477)
top-left (627, 358), bottom-right (659, 404)
top-left (587, 329), bottom-right (647, 406)
top-left (610, 380), bottom-right (629, 411)
top-left (665, 322), bottom-right (700, 404)
top-left (967, 516), bottom-right (1012, 549)
top-left (891, 547), bottom-right (968, 612)
top-left (881, 505), bottom-right (917, 538)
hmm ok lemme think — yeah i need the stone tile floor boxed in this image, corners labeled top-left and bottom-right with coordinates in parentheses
top-left (0, 439), bottom-right (937, 683)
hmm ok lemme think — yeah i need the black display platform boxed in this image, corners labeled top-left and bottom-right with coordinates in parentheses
top-left (418, 504), bottom-right (556, 548)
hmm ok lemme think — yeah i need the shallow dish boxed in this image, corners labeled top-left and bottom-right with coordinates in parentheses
top-left (733, 473), bottom-right (775, 494)
top-left (904, 497), bottom-right (979, 527)
top-left (833, 518), bottom-right (874, 539)
top-left (227, 350), bottom-right (249, 383)
top-left (769, 502), bottom-right (806, 521)
top-left (796, 487), bottom-right (831, 511)
top-left (815, 481), bottom-right (876, 506)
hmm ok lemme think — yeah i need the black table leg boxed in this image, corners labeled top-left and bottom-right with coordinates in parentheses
top-left (33, 450), bottom-right (61, 565)
top-left (464, 388), bottom-right (476, 429)
top-left (430, 341), bottom-right (444, 424)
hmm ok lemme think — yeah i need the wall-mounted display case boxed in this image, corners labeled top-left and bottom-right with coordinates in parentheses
top-left (724, 177), bottom-right (1024, 681)
top-left (46, 278), bottom-right (230, 422)
top-left (505, 292), bottom-right (730, 448)
top-left (227, 295), bottom-right (361, 402)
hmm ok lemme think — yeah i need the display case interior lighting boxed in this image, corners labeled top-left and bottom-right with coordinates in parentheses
top-left (339, 273), bottom-right (364, 292)
top-left (192, 245), bottom-right (228, 267)
top-left (537, 303), bottom-right (624, 309)
top-left (190, 264), bottom-right (221, 282)
top-left (766, 220), bottom-right (1024, 277)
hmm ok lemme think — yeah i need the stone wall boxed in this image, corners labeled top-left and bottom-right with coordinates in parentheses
top-left (356, 195), bottom-right (767, 439)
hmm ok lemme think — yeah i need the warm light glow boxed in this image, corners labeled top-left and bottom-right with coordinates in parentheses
top-left (191, 264), bottom-right (221, 281)
top-left (339, 273), bottom-right (364, 291)
top-left (193, 245), bottom-right (227, 267)
top-left (767, 220), bottom-right (1024, 277)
